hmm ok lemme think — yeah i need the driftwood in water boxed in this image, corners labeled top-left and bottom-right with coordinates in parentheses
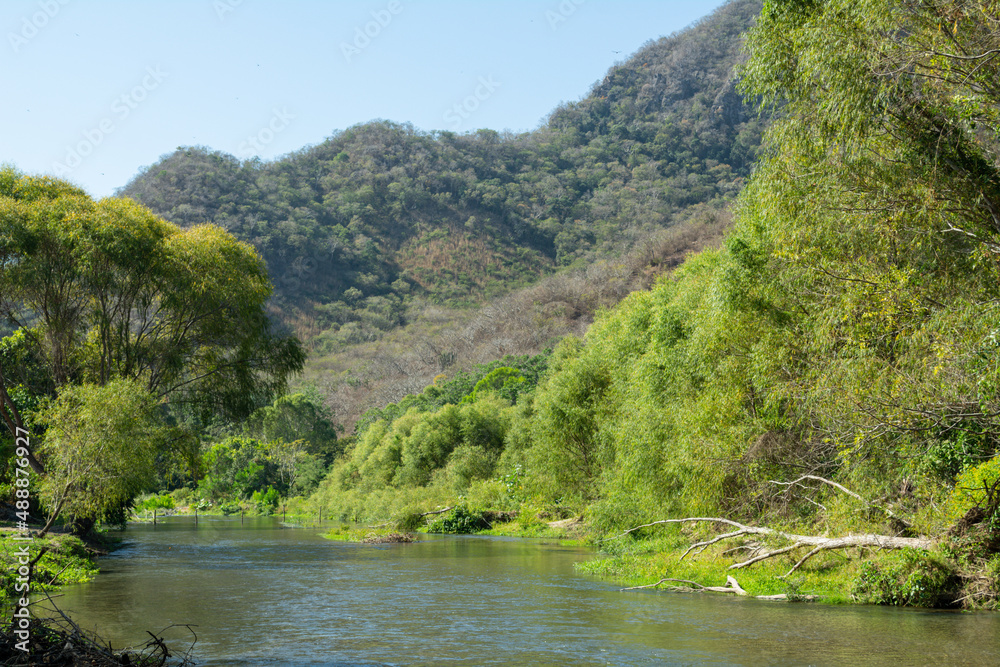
top-left (622, 575), bottom-right (821, 601)
top-left (0, 595), bottom-right (197, 666)
top-left (361, 532), bottom-right (414, 544)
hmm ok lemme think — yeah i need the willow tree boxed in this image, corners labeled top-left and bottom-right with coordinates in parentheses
top-left (729, 0), bottom-right (1000, 489)
top-left (583, 1), bottom-right (1000, 597)
top-left (0, 168), bottom-right (304, 522)
top-left (36, 379), bottom-right (163, 535)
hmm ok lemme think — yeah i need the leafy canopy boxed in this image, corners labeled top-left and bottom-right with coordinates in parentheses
top-left (0, 167), bottom-right (305, 434)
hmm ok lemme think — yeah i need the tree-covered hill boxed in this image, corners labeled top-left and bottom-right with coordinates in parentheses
top-left (307, 0), bottom-right (1000, 608)
top-left (118, 0), bottom-right (765, 344)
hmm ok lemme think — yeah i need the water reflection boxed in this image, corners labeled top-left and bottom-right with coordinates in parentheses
top-left (51, 517), bottom-right (999, 666)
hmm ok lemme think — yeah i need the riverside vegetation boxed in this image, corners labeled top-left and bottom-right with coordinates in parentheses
top-left (311, 0), bottom-right (1000, 609)
top-left (2, 0), bottom-right (1000, 619)
top-left (118, 0), bottom-right (766, 430)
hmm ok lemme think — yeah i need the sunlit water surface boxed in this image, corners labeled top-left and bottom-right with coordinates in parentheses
top-left (51, 516), bottom-right (1000, 665)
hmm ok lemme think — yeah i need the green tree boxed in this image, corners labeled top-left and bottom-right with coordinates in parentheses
top-left (0, 169), bottom-right (305, 468)
top-left (528, 338), bottom-right (613, 500)
top-left (736, 0), bottom-right (1000, 473)
top-left (200, 437), bottom-right (273, 500)
top-left (36, 379), bottom-right (164, 534)
top-left (244, 392), bottom-right (340, 461)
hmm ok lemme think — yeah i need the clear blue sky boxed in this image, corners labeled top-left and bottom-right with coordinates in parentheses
top-left (1, 0), bottom-right (730, 198)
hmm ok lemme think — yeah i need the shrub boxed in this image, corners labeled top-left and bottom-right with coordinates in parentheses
top-left (947, 456), bottom-right (1000, 524)
top-left (219, 501), bottom-right (241, 516)
top-left (441, 446), bottom-right (494, 492)
top-left (135, 493), bottom-right (175, 512)
top-left (394, 508), bottom-right (427, 531)
top-left (428, 505), bottom-right (489, 534)
top-left (850, 549), bottom-right (957, 607)
top-left (170, 486), bottom-right (193, 504)
top-left (252, 486), bottom-right (281, 514)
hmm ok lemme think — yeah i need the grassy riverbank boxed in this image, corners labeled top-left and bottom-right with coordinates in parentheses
top-left (317, 504), bottom-right (592, 547)
top-left (304, 500), bottom-right (998, 609)
top-left (0, 530), bottom-right (109, 606)
top-left (579, 532), bottom-right (864, 604)
top-left (578, 525), bottom-right (1000, 609)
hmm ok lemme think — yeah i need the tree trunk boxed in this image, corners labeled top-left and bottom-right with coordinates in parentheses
top-left (613, 517), bottom-right (933, 578)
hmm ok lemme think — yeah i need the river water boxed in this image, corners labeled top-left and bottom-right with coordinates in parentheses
top-left (50, 516), bottom-right (998, 666)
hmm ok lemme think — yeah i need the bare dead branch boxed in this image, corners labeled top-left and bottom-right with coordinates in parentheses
top-left (768, 475), bottom-right (863, 500)
top-left (613, 516), bottom-right (933, 578)
top-left (622, 575), bottom-right (822, 601)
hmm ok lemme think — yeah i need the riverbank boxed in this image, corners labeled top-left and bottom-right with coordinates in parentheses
top-left (578, 527), bottom-right (1000, 610)
top-left (44, 515), bottom-right (1000, 664)
top-left (312, 503), bottom-right (998, 609)
top-left (0, 611), bottom-right (194, 666)
top-left (319, 504), bottom-right (592, 546)
top-left (0, 529), bottom-right (113, 606)
top-left (580, 532), bottom-right (857, 603)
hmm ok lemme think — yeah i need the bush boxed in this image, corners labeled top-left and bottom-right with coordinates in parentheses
top-left (428, 505), bottom-right (489, 534)
top-left (394, 508), bottom-right (427, 531)
top-left (919, 431), bottom-right (995, 482)
top-left (947, 456), bottom-right (1000, 524)
top-left (135, 493), bottom-right (175, 512)
top-left (851, 549), bottom-right (957, 607)
top-left (441, 446), bottom-right (494, 492)
top-left (219, 501), bottom-right (241, 516)
top-left (252, 486), bottom-right (281, 514)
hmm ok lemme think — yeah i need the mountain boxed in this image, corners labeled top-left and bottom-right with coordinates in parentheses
top-left (117, 0), bottom-right (766, 425)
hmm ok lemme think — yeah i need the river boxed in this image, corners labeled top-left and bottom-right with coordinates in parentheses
top-left (51, 516), bottom-right (999, 665)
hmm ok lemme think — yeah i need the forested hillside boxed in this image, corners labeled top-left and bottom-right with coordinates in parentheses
top-left (119, 0), bottom-right (765, 345)
top-left (4, 0), bottom-right (999, 612)
top-left (310, 0), bottom-right (1000, 608)
top-left (0, 1), bottom-right (769, 555)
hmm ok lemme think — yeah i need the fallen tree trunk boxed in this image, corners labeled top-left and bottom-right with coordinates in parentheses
top-left (623, 575), bottom-right (748, 595)
top-left (370, 506), bottom-right (456, 529)
top-left (612, 517), bottom-right (932, 578)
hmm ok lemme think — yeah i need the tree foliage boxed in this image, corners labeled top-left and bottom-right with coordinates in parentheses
top-left (310, 1), bottom-right (1000, 558)
top-left (37, 379), bottom-right (164, 529)
top-left (243, 391), bottom-right (341, 461)
top-left (118, 1), bottom-right (766, 346)
top-left (0, 168), bottom-right (305, 526)
top-left (354, 352), bottom-right (550, 434)
top-left (0, 168), bottom-right (305, 429)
